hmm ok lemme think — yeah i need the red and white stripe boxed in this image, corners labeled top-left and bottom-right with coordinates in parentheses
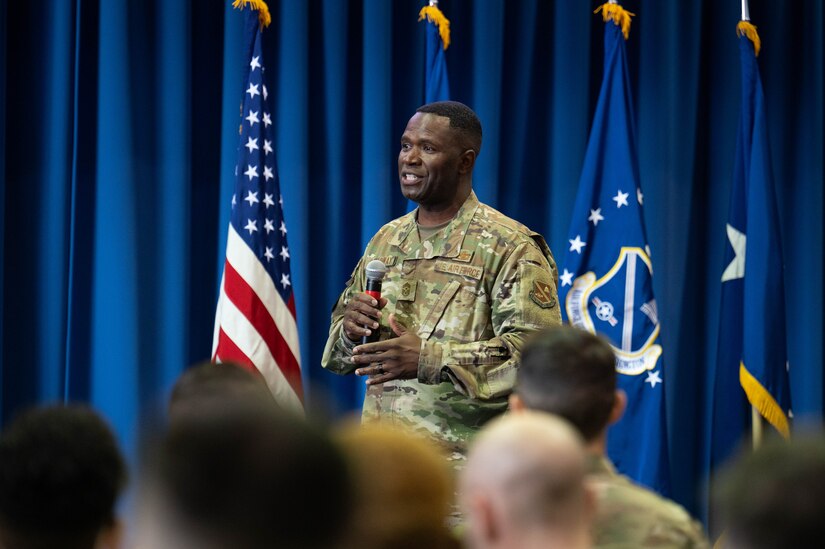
top-left (212, 225), bottom-right (303, 413)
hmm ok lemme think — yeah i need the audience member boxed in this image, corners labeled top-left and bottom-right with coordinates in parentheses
top-left (334, 422), bottom-right (458, 549)
top-left (717, 434), bottom-right (825, 549)
top-left (460, 411), bottom-right (593, 549)
top-left (512, 326), bottom-right (709, 548)
top-left (0, 405), bottom-right (126, 549)
top-left (139, 363), bottom-right (351, 549)
top-left (167, 360), bottom-right (273, 423)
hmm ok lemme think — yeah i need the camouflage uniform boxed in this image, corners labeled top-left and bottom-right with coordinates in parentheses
top-left (588, 455), bottom-right (710, 549)
top-left (322, 191), bottom-right (561, 457)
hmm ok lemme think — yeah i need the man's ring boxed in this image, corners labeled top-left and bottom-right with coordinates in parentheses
top-left (376, 365), bottom-right (385, 375)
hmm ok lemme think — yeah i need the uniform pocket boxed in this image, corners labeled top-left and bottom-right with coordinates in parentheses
top-left (417, 280), bottom-right (461, 340)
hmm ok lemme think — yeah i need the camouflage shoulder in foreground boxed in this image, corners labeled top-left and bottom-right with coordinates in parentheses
top-left (588, 456), bottom-right (710, 549)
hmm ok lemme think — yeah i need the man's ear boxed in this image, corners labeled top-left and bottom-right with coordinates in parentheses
top-left (457, 149), bottom-right (477, 175)
top-left (509, 393), bottom-right (526, 413)
top-left (608, 389), bottom-right (627, 425)
top-left (470, 494), bottom-right (500, 545)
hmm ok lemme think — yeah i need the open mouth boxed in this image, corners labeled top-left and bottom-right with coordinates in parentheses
top-left (401, 173), bottom-right (423, 185)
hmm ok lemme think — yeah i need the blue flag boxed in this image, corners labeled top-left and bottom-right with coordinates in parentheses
top-left (559, 6), bottom-right (671, 495)
top-left (708, 23), bottom-right (791, 477)
top-left (419, 3), bottom-right (451, 103)
top-left (407, 3), bottom-right (450, 214)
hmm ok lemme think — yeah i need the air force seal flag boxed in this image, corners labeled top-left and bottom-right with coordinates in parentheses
top-left (559, 5), bottom-right (671, 495)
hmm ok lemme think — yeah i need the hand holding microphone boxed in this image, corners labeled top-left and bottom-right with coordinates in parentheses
top-left (361, 260), bottom-right (388, 344)
top-left (342, 260), bottom-right (387, 344)
top-left (345, 260), bottom-right (422, 383)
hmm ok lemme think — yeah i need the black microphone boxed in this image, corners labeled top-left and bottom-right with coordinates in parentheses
top-left (361, 260), bottom-right (387, 344)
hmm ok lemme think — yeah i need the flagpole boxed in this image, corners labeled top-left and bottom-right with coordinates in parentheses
top-left (751, 407), bottom-right (764, 448)
top-left (743, 0), bottom-right (763, 450)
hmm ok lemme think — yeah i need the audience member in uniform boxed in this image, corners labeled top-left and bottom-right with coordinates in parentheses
top-left (0, 405), bottom-right (127, 549)
top-left (460, 411), bottom-right (593, 549)
top-left (511, 326), bottom-right (709, 548)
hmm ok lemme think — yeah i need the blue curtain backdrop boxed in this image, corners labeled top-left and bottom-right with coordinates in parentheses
top-left (1, 0), bottom-right (822, 519)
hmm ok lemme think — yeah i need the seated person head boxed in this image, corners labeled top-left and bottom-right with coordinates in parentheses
top-left (0, 405), bottom-right (127, 549)
top-left (718, 433), bottom-right (825, 549)
top-left (334, 422), bottom-right (457, 549)
top-left (460, 412), bottom-right (592, 549)
top-left (512, 326), bottom-right (623, 444)
top-left (149, 395), bottom-right (351, 549)
top-left (167, 360), bottom-right (274, 423)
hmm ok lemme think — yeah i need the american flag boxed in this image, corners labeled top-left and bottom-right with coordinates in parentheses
top-left (212, 9), bottom-right (303, 413)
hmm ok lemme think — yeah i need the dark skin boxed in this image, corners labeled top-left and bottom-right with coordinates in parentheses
top-left (344, 112), bottom-right (477, 385)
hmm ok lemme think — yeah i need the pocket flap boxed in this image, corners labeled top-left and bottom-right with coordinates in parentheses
top-left (417, 280), bottom-right (461, 340)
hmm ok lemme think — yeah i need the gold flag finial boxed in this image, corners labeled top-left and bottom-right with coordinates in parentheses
top-left (418, 4), bottom-right (451, 50)
top-left (594, 2), bottom-right (635, 40)
top-left (233, 0), bottom-right (272, 29)
top-left (736, 21), bottom-right (761, 56)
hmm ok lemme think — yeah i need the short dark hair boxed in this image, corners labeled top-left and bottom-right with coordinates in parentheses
top-left (718, 435), bottom-right (825, 549)
top-left (516, 326), bottom-right (617, 442)
top-left (0, 405), bottom-right (126, 549)
top-left (416, 100), bottom-right (482, 153)
top-left (168, 361), bottom-right (274, 423)
top-left (155, 398), bottom-right (352, 549)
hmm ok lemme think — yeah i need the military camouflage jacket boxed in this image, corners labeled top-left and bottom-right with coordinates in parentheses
top-left (588, 455), bottom-right (710, 549)
top-left (321, 192), bottom-right (561, 456)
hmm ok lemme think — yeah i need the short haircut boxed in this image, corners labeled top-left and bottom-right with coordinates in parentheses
top-left (0, 405), bottom-right (126, 549)
top-left (516, 326), bottom-right (617, 442)
top-left (416, 100), bottom-right (482, 153)
top-left (154, 397), bottom-right (351, 549)
top-left (718, 435), bottom-right (825, 549)
top-left (168, 361), bottom-right (273, 423)
top-left (462, 412), bottom-right (588, 531)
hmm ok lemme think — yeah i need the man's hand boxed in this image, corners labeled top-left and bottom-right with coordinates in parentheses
top-left (354, 314), bottom-right (421, 385)
top-left (342, 293), bottom-right (388, 342)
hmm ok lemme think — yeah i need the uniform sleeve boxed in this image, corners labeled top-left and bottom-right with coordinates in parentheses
top-left (321, 257), bottom-right (365, 375)
top-left (417, 239), bottom-right (562, 400)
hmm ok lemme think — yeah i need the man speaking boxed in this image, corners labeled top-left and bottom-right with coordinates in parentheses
top-left (322, 101), bottom-right (561, 459)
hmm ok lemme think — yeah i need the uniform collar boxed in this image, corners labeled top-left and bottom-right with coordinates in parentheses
top-left (586, 454), bottom-right (619, 477)
top-left (390, 191), bottom-right (480, 259)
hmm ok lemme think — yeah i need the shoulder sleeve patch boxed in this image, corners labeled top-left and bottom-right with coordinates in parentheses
top-left (530, 280), bottom-right (557, 309)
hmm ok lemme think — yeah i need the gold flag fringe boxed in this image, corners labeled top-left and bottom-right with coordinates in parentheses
top-left (233, 0), bottom-right (272, 29)
top-left (740, 362), bottom-right (791, 438)
top-left (419, 5), bottom-right (451, 50)
top-left (594, 2), bottom-right (635, 40)
top-left (737, 21), bottom-right (761, 57)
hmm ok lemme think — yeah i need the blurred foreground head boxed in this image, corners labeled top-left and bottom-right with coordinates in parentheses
top-left (718, 434), bottom-right (825, 549)
top-left (167, 360), bottom-right (274, 423)
top-left (460, 412), bottom-right (592, 549)
top-left (0, 405), bottom-right (126, 549)
top-left (335, 422), bottom-right (458, 549)
top-left (143, 362), bottom-right (351, 549)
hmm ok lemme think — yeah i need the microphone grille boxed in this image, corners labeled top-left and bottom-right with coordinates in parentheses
top-left (365, 260), bottom-right (387, 281)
